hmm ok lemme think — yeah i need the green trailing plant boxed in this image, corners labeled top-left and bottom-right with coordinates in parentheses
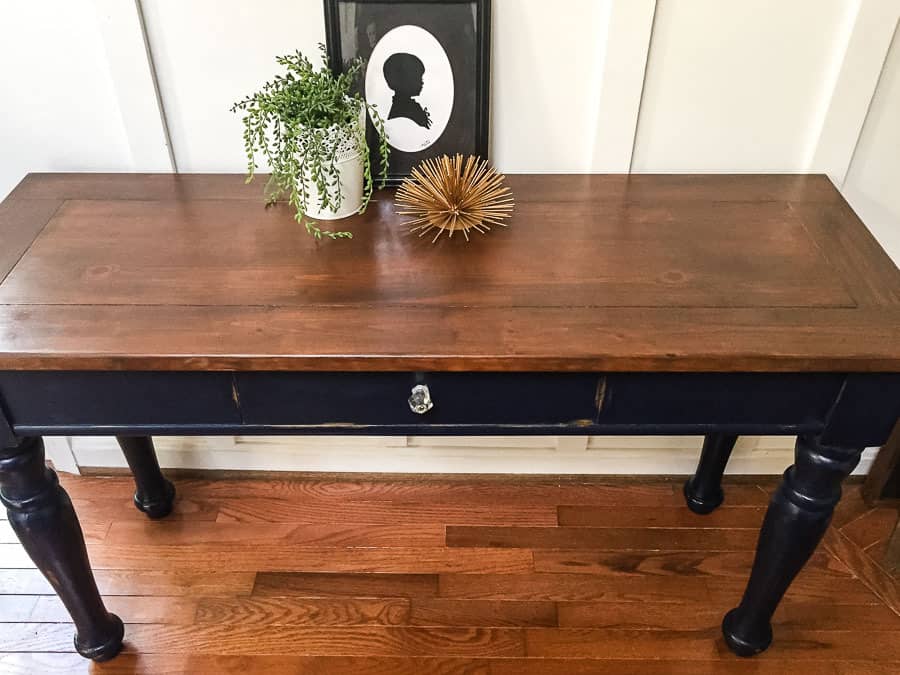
top-left (231, 45), bottom-right (390, 239)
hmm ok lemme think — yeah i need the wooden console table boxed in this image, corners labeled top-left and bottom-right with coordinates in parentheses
top-left (1, 174), bottom-right (899, 661)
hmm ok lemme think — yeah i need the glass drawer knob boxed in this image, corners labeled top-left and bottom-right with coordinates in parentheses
top-left (408, 384), bottom-right (434, 414)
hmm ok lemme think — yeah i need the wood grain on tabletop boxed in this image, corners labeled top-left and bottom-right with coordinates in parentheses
top-left (0, 173), bottom-right (898, 372)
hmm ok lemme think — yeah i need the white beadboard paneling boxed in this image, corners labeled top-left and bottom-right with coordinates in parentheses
top-left (407, 436), bottom-right (556, 449)
top-left (491, 0), bottom-right (611, 172)
top-left (632, 0), bottom-right (856, 172)
top-left (556, 436), bottom-right (589, 452)
top-left (0, 0), bottom-right (133, 199)
top-left (238, 436), bottom-right (409, 449)
top-left (587, 436), bottom-right (702, 450)
top-left (91, 0), bottom-right (173, 171)
top-left (589, 0), bottom-right (656, 172)
top-left (140, 0), bottom-right (648, 174)
top-left (843, 20), bottom-right (900, 266)
top-left (139, 0), bottom-right (326, 172)
top-left (67, 435), bottom-right (875, 476)
top-left (810, 1), bottom-right (900, 184)
top-left (43, 437), bottom-right (80, 475)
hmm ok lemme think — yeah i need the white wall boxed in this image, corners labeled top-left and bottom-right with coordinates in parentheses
top-left (1, 1), bottom-right (898, 475)
top-left (843, 23), bottom-right (900, 265)
top-left (491, 0), bottom-right (611, 171)
top-left (0, 1), bottom-right (134, 199)
top-left (139, 0), bottom-right (325, 172)
top-left (631, 0), bottom-right (856, 173)
top-left (139, 0), bottom-right (637, 173)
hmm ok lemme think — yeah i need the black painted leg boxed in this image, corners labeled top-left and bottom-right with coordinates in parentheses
top-left (684, 433), bottom-right (738, 514)
top-left (0, 437), bottom-right (124, 661)
top-left (116, 436), bottom-right (175, 519)
top-left (723, 434), bottom-right (862, 657)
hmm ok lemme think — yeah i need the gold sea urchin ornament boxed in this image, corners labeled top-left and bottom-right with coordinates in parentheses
top-left (395, 154), bottom-right (514, 242)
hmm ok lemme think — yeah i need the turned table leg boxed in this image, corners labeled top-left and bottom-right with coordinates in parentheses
top-left (0, 436), bottom-right (124, 661)
top-left (684, 433), bottom-right (738, 514)
top-left (116, 436), bottom-right (175, 519)
top-left (723, 434), bottom-right (862, 656)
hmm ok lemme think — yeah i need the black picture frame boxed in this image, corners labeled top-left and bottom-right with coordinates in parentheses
top-left (324, 0), bottom-right (491, 186)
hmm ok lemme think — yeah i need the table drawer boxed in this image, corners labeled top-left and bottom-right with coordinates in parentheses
top-left (0, 371), bottom-right (241, 430)
top-left (235, 372), bottom-right (602, 426)
top-left (0, 370), bottom-right (849, 436)
top-left (235, 372), bottom-right (844, 432)
top-left (598, 373), bottom-right (844, 428)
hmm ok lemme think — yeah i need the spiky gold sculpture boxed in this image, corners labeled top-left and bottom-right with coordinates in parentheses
top-left (395, 154), bottom-right (514, 242)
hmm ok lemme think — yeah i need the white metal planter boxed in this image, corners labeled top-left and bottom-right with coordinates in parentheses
top-left (302, 107), bottom-right (366, 221)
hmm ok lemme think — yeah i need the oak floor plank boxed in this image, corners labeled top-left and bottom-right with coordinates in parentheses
top-left (1, 623), bottom-right (525, 658)
top-left (151, 477), bottom-right (586, 503)
top-left (194, 597), bottom-right (410, 626)
top-left (831, 487), bottom-right (873, 528)
top-left (211, 483), bottom-right (773, 516)
top-left (70, 497), bottom-right (220, 522)
top-left (824, 528), bottom-right (900, 614)
top-left (121, 625), bottom-right (526, 657)
top-left (525, 627), bottom-right (720, 659)
top-left (865, 535), bottom-right (892, 561)
top-left (438, 572), bottom-right (713, 602)
top-left (0, 570), bottom-right (56, 595)
top-left (775, 602), bottom-right (900, 630)
top-left (104, 521), bottom-right (297, 545)
top-left (437, 570), bottom-right (877, 604)
top-left (557, 600), bottom-right (900, 631)
top-left (0, 545), bottom-right (34, 569)
top-left (215, 498), bottom-right (558, 526)
top-left (446, 525), bottom-right (761, 550)
top-left (834, 664), bottom-right (900, 675)
top-left (253, 572), bottom-right (438, 598)
top-left (4, 476), bottom-right (898, 671)
top-left (839, 507), bottom-right (899, 551)
top-left (0, 654), bottom-right (91, 675)
top-left (60, 474), bottom-right (769, 507)
top-left (0, 517), bottom-right (109, 545)
top-left (1, 623), bottom-right (77, 652)
top-left (28, 595), bottom-right (199, 624)
top-left (704, 572), bottom-right (880, 605)
top-left (524, 627), bottom-right (900, 661)
top-left (56, 475), bottom-right (135, 498)
top-left (532, 549), bottom-right (845, 577)
top-left (86, 545), bottom-right (534, 574)
top-left (407, 599), bottom-right (558, 628)
top-left (0, 521), bottom-right (17, 543)
top-left (0, 596), bottom-right (38, 623)
top-left (0, 569), bottom-right (255, 596)
top-left (3, 654), bottom-right (855, 675)
top-left (557, 505), bottom-right (766, 528)
top-left (67, 476), bottom-right (685, 505)
top-left (105, 521), bottom-right (445, 547)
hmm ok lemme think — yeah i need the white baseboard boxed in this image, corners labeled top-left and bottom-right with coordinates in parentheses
top-left (43, 436), bottom-right (81, 475)
top-left (63, 435), bottom-right (878, 476)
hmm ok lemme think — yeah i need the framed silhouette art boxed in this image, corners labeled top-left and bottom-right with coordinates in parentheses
top-left (324, 0), bottom-right (491, 185)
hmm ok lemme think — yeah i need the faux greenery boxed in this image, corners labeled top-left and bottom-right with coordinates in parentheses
top-left (231, 45), bottom-right (390, 239)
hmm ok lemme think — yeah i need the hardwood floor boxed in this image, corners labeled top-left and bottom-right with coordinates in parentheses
top-left (1, 473), bottom-right (898, 674)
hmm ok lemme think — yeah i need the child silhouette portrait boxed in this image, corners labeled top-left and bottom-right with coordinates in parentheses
top-left (383, 53), bottom-right (432, 129)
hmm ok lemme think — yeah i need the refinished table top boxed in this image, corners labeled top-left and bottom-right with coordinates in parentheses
top-left (0, 173), bottom-right (898, 372)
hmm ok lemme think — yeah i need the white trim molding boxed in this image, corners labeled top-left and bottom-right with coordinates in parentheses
top-left (43, 437), bottom-right (80, 475)
top-left (90, 0), bottom-right (174, 171)
top-left (63, 435), bottom-right (877, 477)
top-left (809, 0), bottom-right (900, 186)
top-left (591, 0), bottom-right (657, 172)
